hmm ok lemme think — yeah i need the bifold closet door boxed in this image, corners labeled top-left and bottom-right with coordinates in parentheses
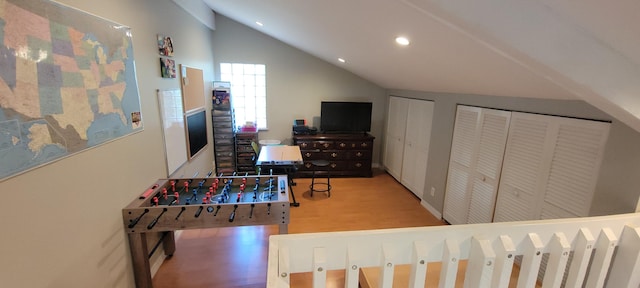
top-left (384, 96), bottom-right (409, 180)
top-left (400, 100), bottom-right (434, 198)
top-left (493, 112), bottom-right (610, 222)
top-left (443, 106), bottom-right (511, 224)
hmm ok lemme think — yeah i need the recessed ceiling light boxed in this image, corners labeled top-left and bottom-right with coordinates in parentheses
top-left (395, 36), bottom-right (410, 46)
top-left (256, 21), bottom-right (264, 26)
top-left (338, 58), bottom-right (346, 63)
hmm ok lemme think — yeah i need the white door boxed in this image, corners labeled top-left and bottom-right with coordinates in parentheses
top-left (443, 106), bottom-right (511, 224)
top-left (465, 109), bottom-right (511, 224)
top-left (401, 100), bottom-right (434, 198)
top-left (494, 112), bottom-right (554, 222)
top-left (384, 97), bottom-right (409, 180)
top-left (494, 112), bottom-right (610, 222)
top-left (539, 116), bottom-right (610, 219)
top-left (443, 106), bottom-right (482, 225)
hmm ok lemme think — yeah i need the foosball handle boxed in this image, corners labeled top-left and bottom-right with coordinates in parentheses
top-left (175, 207), bottom-right (186, 220)
top-left (147, 208), bottom-right (167, 230)
top-left (229, 205), bottom-right (238, 222)
top-left (194, 206), bottom-right (204, 218)
top-left (128, 209), bottom-right (149, 228)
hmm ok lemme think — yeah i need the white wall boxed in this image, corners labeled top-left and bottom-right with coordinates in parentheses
top-left (211, 15), bottom-right (387, 164)
top-left (0, 1), bottom-right (215, 287)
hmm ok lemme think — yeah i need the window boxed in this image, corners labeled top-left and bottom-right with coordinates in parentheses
top-left (220, 63), bottom-right (267, 130)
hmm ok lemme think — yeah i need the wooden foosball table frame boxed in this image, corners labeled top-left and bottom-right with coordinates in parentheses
top-left (122, 174), bottom-right (290, 288)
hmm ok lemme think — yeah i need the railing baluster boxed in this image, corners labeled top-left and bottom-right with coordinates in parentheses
top-left (267, 239), bottom-right (290, 288)
top-left (278, 246), bottom-right (291, 288)
top-left (492, 235), bottom-right (516, 288)
top-left (517, 233), bottom-right (544, 288)
top-left (313, 247), bottom-right (327, 288)
top-left (409, 241), bottom-right (428, 288)
top-left (464, 236), bottom-right (495, 288)
top-left (344, 245), bottom-right (360, 288)
top-left (378, 244), bottom-right (395, 288)
top-left (565, 228), bottom-right (594, 288)
top-left (542, 232), bottom-right (571, 288)
top-left (584, 228), bottom-right (617, 288)
top-left (439, 238), bottom-right (460, 288)
top-left (606, 225), bottom-right (640, 287)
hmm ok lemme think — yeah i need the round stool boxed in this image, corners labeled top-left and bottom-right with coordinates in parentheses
top-left (309, 160), bottom-right (331, 197)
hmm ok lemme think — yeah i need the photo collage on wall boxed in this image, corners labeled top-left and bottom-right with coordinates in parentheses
top-left (158, 34), bottom-right (176, 78)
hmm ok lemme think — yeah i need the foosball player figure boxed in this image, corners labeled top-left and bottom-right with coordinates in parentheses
top-left (153, 196), bottom-right (159, 206)
top-left (162, 188), bottom-right (168, 200)
top-left (171, 180), bottom-right (176, 192)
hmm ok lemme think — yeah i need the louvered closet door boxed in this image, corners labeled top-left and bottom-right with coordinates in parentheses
top-left (494, 112), bottom-right (610, 222)
top-left (465, 109), bottom-right (511, 224)
top-left (540, 117), bottom-right (609, 219)
top-left (401, 99), bottom-right (434, 198)
top-left (494, 113), bottom-right (555, 222)
top-left (384, 97), bottom-right (409, 180)
top-left (443, 106), bottom-right (482, 225)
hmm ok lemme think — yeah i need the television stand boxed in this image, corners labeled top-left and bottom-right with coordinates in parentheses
top-left (292, 133), bottom-right (374, 178)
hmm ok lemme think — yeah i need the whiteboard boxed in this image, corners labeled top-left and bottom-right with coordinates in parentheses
top-left (157, 89), bottom-right (188, 176)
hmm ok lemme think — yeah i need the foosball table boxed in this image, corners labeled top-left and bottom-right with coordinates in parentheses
top-left (122, 173), bottom-right (290, 288)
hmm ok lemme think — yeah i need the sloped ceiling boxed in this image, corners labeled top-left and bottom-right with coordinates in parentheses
top-left (199, 0), bottom-right (640, 132)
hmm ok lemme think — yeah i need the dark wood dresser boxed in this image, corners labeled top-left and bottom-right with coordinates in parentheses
top-left (292, 133), bottom-right (374, 177)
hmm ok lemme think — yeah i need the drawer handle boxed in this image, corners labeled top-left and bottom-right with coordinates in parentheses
top-left (339, 143), bottom-right (346, 148)
top-left (356, 152), bottom-right (363, 157)
top-left (330, 163), bottom-right (337, 168)
top-left (305, 163), bottom-right (312, 168)
top-left (323, 143), bottom-right (330, 148)
top-left (361, 143), bottom-right (368, 148)
top-left (355, 163), bottom-right (362, 168)
top-left (331, 152), bottom-right (338, 158)
top-left (305, 152), bottom-right (312, 157)
top-left (300, 143), bottom-right (308, 148)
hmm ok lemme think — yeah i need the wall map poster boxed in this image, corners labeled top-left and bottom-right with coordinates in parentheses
top-left (0, 0), bottom-right (143, 181)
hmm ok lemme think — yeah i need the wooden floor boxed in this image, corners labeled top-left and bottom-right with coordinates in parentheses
top-left (151, 169), bottom-right (445, 288)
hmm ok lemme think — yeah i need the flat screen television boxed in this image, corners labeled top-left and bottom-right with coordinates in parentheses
top-left (320, 101), bottom-right (372, 133)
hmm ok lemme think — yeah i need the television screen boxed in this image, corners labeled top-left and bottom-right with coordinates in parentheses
top-left (320, 101), bottom-right (372, 133)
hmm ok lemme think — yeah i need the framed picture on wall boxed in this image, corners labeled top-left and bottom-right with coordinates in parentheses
top-left (157, 34), bottom-right (174, 56)
top-left (160, 58), bottom-right (176, 78)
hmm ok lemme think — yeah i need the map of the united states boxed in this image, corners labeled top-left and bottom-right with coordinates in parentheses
top-left (0, 0), bottom-right (142, 180)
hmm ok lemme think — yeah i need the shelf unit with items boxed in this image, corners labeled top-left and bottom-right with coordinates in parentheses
top-left (235, 132), bottom-right (258, 174)
top-left (212, 83), bottom-right (235, 175)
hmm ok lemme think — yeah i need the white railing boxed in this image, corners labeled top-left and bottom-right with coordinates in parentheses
top-left (267, 213), bottom-right (640, 288)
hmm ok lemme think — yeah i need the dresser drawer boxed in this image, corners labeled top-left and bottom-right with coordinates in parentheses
top-left (324, 150), bottom-right (347, 160)
top-left (301, 150), bottom-right (323, 160)
top-left (347, 150), bottom-right (371, 159)
top-left (335, 140), bottom-right (373, 150)
top-left (349, 160), bottom-right (372, 171)
top-left (298, 141), bottom-right (334, 150)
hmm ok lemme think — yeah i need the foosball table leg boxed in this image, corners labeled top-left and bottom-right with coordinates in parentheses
top-left (162, 231), bottom-right (176, 256)
top-left (279, 223), bottom-right (288, 234)
top-left (128, 233), bottom-right (153, 288)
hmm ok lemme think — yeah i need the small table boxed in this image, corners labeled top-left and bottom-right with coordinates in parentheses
top-left (256, 145), bottom-right (303, 206)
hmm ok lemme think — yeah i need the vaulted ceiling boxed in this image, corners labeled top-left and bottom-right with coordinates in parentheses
top-left (195, 0), bottom-right (640, 132)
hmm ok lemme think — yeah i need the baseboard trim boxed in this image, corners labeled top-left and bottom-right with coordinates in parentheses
top-left (421, 199), bottom-right (442, 220)
top-left (149, 230), bottom-right (183, 278)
